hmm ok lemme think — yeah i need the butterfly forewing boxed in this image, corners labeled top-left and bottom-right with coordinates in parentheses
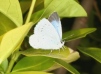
top-left (48, 12), bottom-right (62, 39)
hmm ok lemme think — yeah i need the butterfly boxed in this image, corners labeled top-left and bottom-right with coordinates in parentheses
top-left (29, 12), bottom-right (64, 50)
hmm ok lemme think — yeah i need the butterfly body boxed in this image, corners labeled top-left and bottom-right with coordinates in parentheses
top-left (29, 12), bottom-right (64, 50)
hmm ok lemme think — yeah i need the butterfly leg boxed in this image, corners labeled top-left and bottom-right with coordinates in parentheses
top-left (49, 49), bottom-right (53, 55)
top-left (51, 49), bottom-right (53, 53)
top-left (59, 48), bottom-right (60, 53)
top-left (61, 46), bottom-right (65, 51)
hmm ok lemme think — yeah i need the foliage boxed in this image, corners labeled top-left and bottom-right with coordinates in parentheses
top-left (0, 0), bottom-right (97, 74)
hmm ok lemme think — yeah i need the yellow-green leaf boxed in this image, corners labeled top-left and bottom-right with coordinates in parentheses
top-left (78, 47), bottom-right (101, 63)
top-left (0, 0), bottom-right (23, 26)
top-left (12, 56), bottom-right (54, 72)
top-left (7, 71), bottom-right (52, 74)
top-left (20, 47), bottom-right (80, 63)
top-left (0, 22), bottom-right (33, 64)
top-left (55, 59), bottom-right (80, 74)
top-left (0, 13), bottom-right (16, 35)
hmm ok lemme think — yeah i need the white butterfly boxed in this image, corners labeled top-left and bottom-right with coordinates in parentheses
top-left (29, 12), bottom-right (64, 50)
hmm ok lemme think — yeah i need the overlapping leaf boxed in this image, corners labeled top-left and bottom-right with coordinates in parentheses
top-left (78, 47), bottom-right (101, 63)
top-left (12, 56), bottom-right (54, 72)
top-left (7, 71), bottom-right (52, 74)
top-left (55, 59), bottom-right (80, 74)
top-left (31, 0), bottom-right (87, 23)
top-left (63, 28), bottom-right (96, 42)
top-left (0, 0), bottom-right (23, 26)
top-left (0, 22), bottom-right (33, 64)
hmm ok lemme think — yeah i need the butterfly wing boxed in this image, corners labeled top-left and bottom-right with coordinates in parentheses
top-left (29, 18), bottom-right (62, 49)
top-left (48, 12), bottom-right (62, 39)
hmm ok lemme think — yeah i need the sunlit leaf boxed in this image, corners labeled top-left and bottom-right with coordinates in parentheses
top-left (18, 48), bottom-right (80, 71)
top-left (20, 46), bottom-right (70, 60)
top-left (7, 71), bottom-right (52, 74)
top-left (0, 22), bottom-right (33, 64)
top-left (55, 59), bottom-right (80, 74)
top-left (31, 0), bottom-right (87, 23)
top-left (63, 28), bottom-right (96, 42)
top-left (0, 59), bottom-right (8, 72)
top-left (34, 0), bottom-right (44, 12)
top-left (0, 13), bottom-right (16, 35)
top-left (12, 56), bottom-right (54, 72)
top-left (20, 47), bottom-right (80, 65)
top-left (0, 35), bottom-right (4, 44)
top-left (19, 0), bottom-right (31, 14)
top-left (44, 0), bottom-right (87, 17)
top-left (78, 47), bottom-right (101, 63)
top-left (0, 0), bottom-right (23, 26)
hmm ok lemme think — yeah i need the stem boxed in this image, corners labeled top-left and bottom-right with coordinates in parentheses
top-left (5, 52), bottom-right (20, 74)
top-left (5, 58), bottom-right (15, 73)
top-left (25, 0), bottom-right (36, 24)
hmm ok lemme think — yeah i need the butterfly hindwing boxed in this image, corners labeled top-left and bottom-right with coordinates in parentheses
top-left (29, 12), bottom-right (64, 49)
top-left (29, 18), bottom-right (62, 49)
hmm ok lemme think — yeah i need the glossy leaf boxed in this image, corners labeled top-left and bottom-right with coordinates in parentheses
top-left (0, 59), bottom-right (8, 73)
top-left (78, 47), bottom-right (101, 63)
top-left (0, 35), bottom-right (4, 43)
top-left (55, 59), bottom-right (80, 74)
top-left (12, 56), bottom-right (54, 72)
top-left (64, 51), bottom-right (80, 63)
top-left (31, 0), bottom-right (87, 23)
top-left (0, 59), bottom-right (8, 72)
top-left (44, 0), bottom-right (87, 17)
top-left (19, 48), bottom-right (80, 71)
top-left (7, 71), bottom-right (52, 74)
top-left (19, 0), bottom-right (31, 14)
top-left (20, 46), bottom-right (70, 60)
top-left (63, 28), bottom-right (96, 42)
top-left (0, 13), bottom-right (16, 35)
top-left (0, 22), bottom-right (33, 64)
top-left (47, 51), bottom-right (80, 71)
top-left (20, 47), bottom-right (80, 65)
top-left (34, 0), bottom-right (44, 12)
top-left (0, 0), bottom-right (23, 26)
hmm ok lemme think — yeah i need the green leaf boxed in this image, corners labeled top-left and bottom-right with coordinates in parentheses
top-left (64, 50), bottom-right (80, 63)
top-left (0, 35), bottom-right (4, 43)
top-left (0, 13), bottom-right (16, 35)
top-left (34, 0), bottom-right (44, 12)
top-left (7, 71), bottom-right (52, 74)
top-left (0, 0), bottom-right (23, 26)
top-left (20, 46), bottom-right (70, 60)
top-left (44, 0), bottom-right (87, 17)
top-left (47, 51), bottom-right (80, 71)
top-left (20, 49), bottom-right (80, 71)
top-left (20, 47), bottom-right (80, 65)
top-left (31, 9), bottom-right (44, 23)
top-left (12, 56), bottom-right (54, 72)
top-left (19, 0), bottom-right (31, 14)
top-left (31, 0), bottom-right (87, 23)
top-left (54, 59), bottom-right (80, 74)
top-left (78, 47), bottom-right (101, 63)
top-left (63, 28), bottom-right (96, 42)
top-left (0, 22), bottom-right (33, 64)
top-left (0, 59), bottom-right (8, 72)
